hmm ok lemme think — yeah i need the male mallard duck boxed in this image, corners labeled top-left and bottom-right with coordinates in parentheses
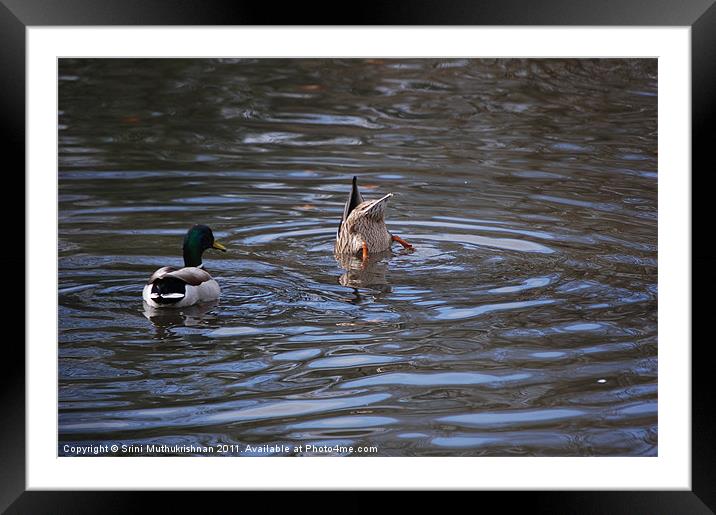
top-left (334, 176), bottom-right (413, 260)
top-left (142, 224), bottom-right (227, 308)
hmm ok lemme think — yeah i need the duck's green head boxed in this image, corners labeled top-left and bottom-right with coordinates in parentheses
top-left (182, 224), bottom-right (227, 267)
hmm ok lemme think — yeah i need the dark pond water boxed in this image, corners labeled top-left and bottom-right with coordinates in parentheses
top-left (58, 58), bottom-right (657, 457)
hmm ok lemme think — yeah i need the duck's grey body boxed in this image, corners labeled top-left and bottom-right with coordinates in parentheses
top-left (142, 266), bottom-right (220, 308)
top-left (334, 177), bottom-right (412, 259)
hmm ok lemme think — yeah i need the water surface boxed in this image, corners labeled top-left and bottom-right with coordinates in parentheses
top-left (59, 58), bottom-right (657, 456)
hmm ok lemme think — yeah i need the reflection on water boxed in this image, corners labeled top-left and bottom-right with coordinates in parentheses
top-left (142, 301), bottom-right (219, 330)
top-left (58, 58), bottom-right (657, 456)
top-left (335, 251), bottom-right (391, 290)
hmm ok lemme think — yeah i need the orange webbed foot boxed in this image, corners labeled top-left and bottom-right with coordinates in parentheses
top-left (391, 234), bottom-right (413, 250)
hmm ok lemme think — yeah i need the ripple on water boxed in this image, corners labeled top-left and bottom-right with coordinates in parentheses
top-left (438, 408), bottom-right (587, 428)
top-left (60, 393), bottom-right (392, 434)
top-left (272, 349), bottom-right (323, 361)
top-left (434, 299), bottom-right (557, 322)
top-left (418, 233), bottom-right (554, 254)
top-left (288, 416), bottom-right (399, 429)
top-left (306, 354), bottom-right (403, 369)
top-left (488, 275), bottom-right (555, 294)
top-left (339, 371), bottom-right (533, 389)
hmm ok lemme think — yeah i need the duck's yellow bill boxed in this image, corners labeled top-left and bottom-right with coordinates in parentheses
top-left (212, 241), bottom-right (227, 251)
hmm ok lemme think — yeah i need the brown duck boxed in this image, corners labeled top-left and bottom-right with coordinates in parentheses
top-left (334, 176), bottom-right (413, 260)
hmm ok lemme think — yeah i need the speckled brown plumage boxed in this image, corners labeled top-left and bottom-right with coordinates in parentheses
top-left (334, 176), bottom-right (413, 259)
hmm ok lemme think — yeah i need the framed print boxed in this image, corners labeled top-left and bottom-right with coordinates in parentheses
top-left (4, 0), bottom-right (713, 512)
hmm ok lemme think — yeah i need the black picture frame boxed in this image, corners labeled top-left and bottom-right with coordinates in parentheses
top-left (3, 1), bottom-right (713, 512)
